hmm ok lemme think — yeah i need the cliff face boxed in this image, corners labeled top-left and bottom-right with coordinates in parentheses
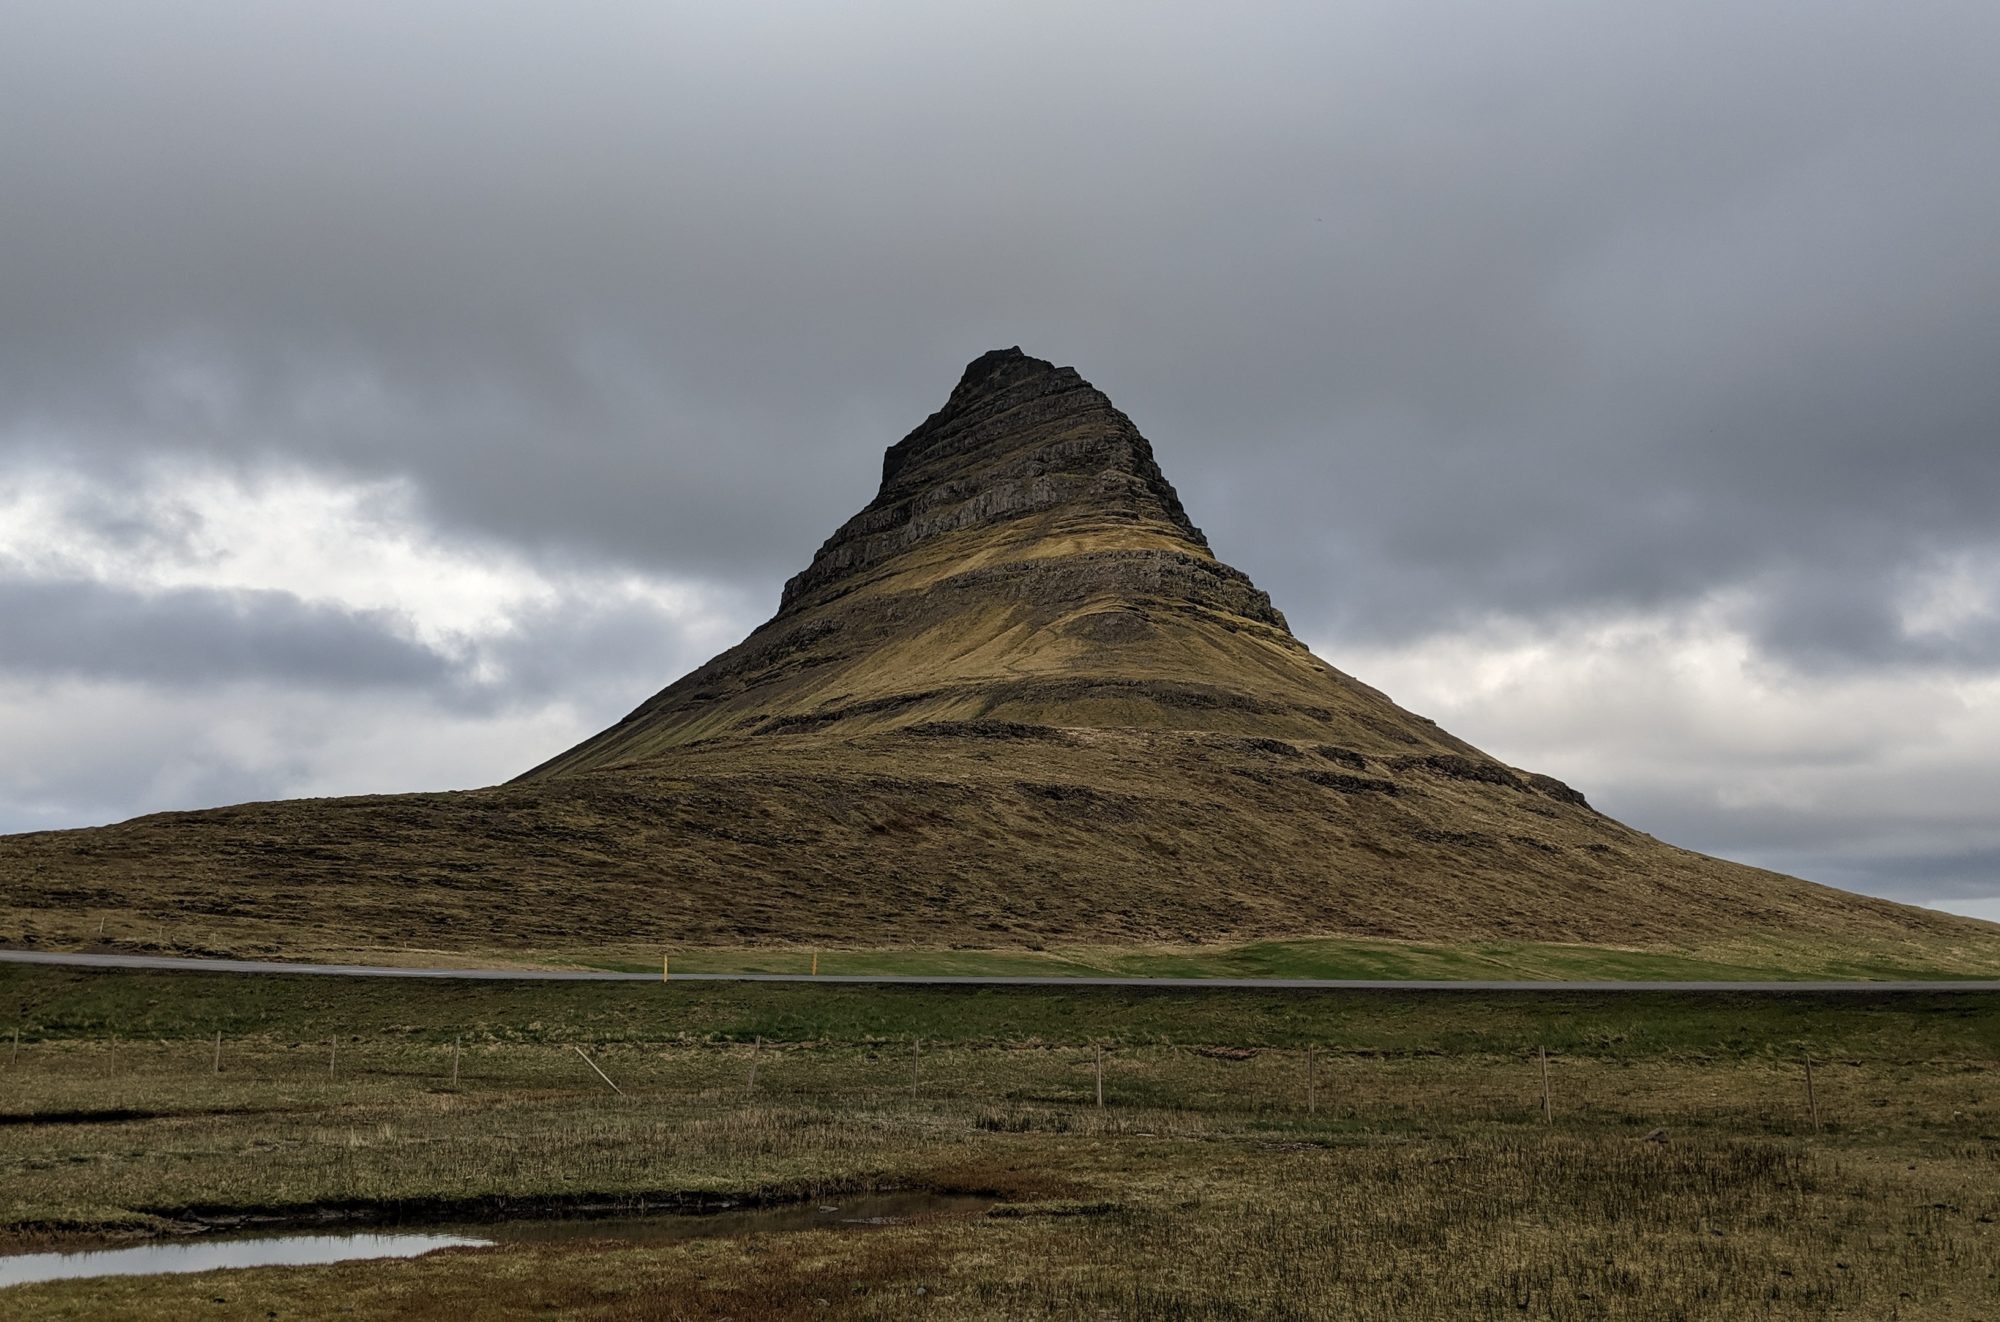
top-left (4, 347), bottom-right (1995, 962)
top-left (778, 347), bottom-right (1216, 612)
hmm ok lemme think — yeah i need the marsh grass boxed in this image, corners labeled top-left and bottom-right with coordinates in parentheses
top-left (1, 970), bottom-right (1997, 1318)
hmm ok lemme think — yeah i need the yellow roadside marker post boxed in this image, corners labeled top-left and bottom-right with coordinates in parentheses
top-left (662, 954), bottom-right (669, 983)
top-left (811, 951), bottom-right (818, 976)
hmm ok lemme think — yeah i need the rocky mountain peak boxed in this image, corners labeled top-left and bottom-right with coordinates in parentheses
top-left (940, 345), bottom-right (1064, 409)
top-left (781, 348), bottom-right (1209, 611)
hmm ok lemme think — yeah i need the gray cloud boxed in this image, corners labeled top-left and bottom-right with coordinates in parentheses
top-left (0, 579), bottom-right (447, 689)
top-left (1595, 782), bottom-right (2000, 906)
top-left (0, 573), bottom-right (740, 723)
top-left (0, 732), bottom-right (312, 838)
top-left (5, 2), bottom-right (1994, 636)
top-left (4, 2), bottom-right (2000, 901)
top-left (1735, 564), bottom-right (2000, 673)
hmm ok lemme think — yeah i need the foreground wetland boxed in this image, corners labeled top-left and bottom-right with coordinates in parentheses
top-left (1, 966), bottom-right (1996, 1318)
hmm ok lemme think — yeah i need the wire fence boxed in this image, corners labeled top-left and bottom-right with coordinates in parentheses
top-left (3, 1029), bottom-right (1968, 1135)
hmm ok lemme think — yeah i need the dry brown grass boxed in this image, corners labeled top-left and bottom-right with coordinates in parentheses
top-left (4, 1041), bottom-right (1997, 1318)
top-left (3, 969), bottom-right (1997, 1318)
top-left (4, 722), bottom-right (1995, 967)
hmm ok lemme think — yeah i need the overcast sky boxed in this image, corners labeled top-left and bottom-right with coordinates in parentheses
top-left (4, 2), bottom-right (1998, 919)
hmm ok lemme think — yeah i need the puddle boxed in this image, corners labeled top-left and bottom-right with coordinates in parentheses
top-left (0, 1192), bottom-right (991, 1289)
top-left (0, 1233), bottom-right (487, 1288)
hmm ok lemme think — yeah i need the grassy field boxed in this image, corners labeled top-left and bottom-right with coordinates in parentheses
top-left (10, 918), bottom-right (2000, 984)
top-left (2, 966), bottom-right (1998, 1318)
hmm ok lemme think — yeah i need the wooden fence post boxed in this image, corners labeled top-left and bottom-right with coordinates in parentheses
top-left (1539, 1046), bottom-right (1552, 1123)
top-left (1804, 1055), bottom-right (1821, 1132)
top-left (452, 1036), bottom-right (461, 1087)
top-left (572, 1045), bottom-right (625, 1097)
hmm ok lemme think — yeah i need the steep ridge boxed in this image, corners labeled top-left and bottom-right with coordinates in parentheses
top-left (2, 349), bottom-right (1996, 965)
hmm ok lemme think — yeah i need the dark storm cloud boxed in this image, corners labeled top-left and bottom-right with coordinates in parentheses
top-left (0, 579), bottom-right (447, 689)
top-left (5, 0), bottom-right (1996, 657)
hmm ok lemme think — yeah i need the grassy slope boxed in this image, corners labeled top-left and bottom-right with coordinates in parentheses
top-left (4, 704), bottom-right (1996, 967)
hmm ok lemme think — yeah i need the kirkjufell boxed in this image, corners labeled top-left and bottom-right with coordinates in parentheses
top-left (2, 348), bottom-right (1988, 963)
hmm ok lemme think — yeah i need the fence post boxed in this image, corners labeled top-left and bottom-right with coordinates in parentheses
top-left (1539, 1046), bottom-right (1552, 1123)
top-left (1804, 1055), bottom-right (1821, 1132)
top-left (452, 1036), bottom-right (461, 1087)
top-left (329, 1038), bottom-right (337, 1079)
top-left (212, 1030), bottom-right (221, 1075)
top-left (1095, 1045), bottom-right (1104, 1108)
top-left (572, 1045), bottom-right (625, 1097)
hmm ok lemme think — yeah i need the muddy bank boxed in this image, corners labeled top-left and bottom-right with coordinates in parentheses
top-left (2, 1174), bottom-right (1041, 1253)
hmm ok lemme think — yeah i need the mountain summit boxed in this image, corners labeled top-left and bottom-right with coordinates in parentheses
top-left (518, 347), bottom-right (1416, 779)
top-left (2, 349), bottom-right (1992, 963)
top-left (788, 345), bottom-right (1215, 606)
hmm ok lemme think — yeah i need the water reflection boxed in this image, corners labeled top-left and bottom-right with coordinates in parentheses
top-left (0, 1192), bottom-right (990, 1289)
top-left (0, 1232), bottom-right (488, 1288)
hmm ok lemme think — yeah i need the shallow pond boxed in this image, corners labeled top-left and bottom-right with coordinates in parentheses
top-left (0, 1192), bottom-right (991, 1288)
top-left (0, 1233), bottom-right (487, 1288)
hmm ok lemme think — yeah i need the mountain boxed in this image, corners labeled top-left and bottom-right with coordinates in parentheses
top-left (519, 347), bottom-right (1445, 777)
top-left (2, 348), bottom-right (1993, 966)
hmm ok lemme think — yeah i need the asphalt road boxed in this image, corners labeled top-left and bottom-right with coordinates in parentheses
top-left (3, 949), bottom-right (1998, 992)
